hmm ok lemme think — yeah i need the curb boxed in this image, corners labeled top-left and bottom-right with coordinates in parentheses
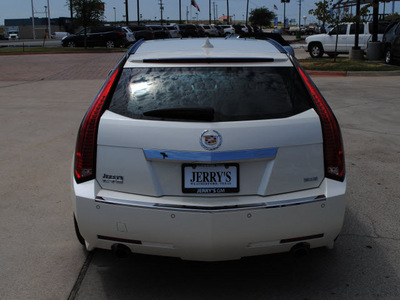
top-left (308, 71), bottom-right (347, 77)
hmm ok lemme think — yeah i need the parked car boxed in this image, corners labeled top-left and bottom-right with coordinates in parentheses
top-left (165, 25), bottom-right (180, 38)
top-left (200, 24), bottom-right (218, 37)
top-left (195, 25), bottom-right (207, 37)
top-left (382, 20), bottom-right (400, 64)
top-left (121, 26), bottom-right (136, 45)
top-left (220, 24), bottom-right (236, 36)
top-left (128, 25), bottom-right (154, 40)
top-left (213, 25), bottom-right (225, 37)
top-left (177, 24), bottom-right (199, 37)
top-left (146, 25), bottom-right (170, 39)
top-left (305, 22), bottom-right (389, 58)
top-left (61, 26), bottom-right (128, 48)
top-left (232, 24), bottom-right (250, 35)
top-left (72, 38), bottom-right (346, 262)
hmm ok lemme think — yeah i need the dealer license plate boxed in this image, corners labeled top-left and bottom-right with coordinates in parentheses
top-left (182, 164), bottom-right (239, 194)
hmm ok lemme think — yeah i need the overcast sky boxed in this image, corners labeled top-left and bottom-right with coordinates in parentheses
top-left (1, 0), bottom-right (398, 26)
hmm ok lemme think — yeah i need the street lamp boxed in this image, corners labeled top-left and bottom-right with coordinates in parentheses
top-left (113, 7), bottom-right (116, 23)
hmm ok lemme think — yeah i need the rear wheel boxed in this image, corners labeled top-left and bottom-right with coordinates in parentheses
top-left (309, 43), bottom-right (324, 58)
top-left (385, 49), bottom-right (392, 64)
top-left (106, 40), bottom-right (115, 48)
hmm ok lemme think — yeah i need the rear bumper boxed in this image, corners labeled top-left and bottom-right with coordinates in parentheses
top-left (72, 178), bottom-right (345, 261)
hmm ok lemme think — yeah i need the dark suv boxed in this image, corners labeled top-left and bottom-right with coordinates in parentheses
top-left (177, 24), bottom-right (202, 37)
top-left (129, 25), bottom-right (155, 40)
top-left (61, 26), bottom-right (128, 48)
top-left (382, 20), bottom-right (400, 64)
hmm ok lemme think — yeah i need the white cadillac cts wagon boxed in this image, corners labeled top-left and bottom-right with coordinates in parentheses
top-left (72, 38), bottom-right (346, 261)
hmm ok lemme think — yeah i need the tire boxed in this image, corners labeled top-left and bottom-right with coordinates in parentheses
top-left (67, 41), bottom-right (76, 48)
top-left (385, 49), bottom-right (392, 64)
top-left (106, 40), bottom-right (115, 48)
top-left (74, 215), bottom-right (85, 245)
top-left (309, 43), bottom-right (324, 58)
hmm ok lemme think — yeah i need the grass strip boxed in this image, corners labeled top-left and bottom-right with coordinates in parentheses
top-left (299, 57), bottom-right (400, 71)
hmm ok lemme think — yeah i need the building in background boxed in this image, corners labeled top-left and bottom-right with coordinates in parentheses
top-left (4, 17), bottom-right (72, 39)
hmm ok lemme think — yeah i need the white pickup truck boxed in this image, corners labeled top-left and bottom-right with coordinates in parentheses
top-left (305, 22), bottom-right (387, 58)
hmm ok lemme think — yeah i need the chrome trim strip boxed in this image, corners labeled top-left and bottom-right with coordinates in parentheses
top-left (95, 195), bottom-right (326, 213)
top-left (143, 148), bottom-right (278, 162)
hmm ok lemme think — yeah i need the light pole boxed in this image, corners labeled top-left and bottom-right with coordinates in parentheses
top-left (124, 0), bottom-right (129, 25)
top-left (31, 0), bottom-right (36, 39)
top-left (137, 0), bottom-right (140, 25)
top-left (113, 7), bottom-right (116, 23)
top-left (47, 0), bottom-right (51, 38)
top-left (226, 0), bottom-right (230, 25)
top-left (44, 6), bottom-right (48, 38)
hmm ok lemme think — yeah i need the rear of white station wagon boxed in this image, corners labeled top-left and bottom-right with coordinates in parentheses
top-left (72, 38), bottom-right (346, 261)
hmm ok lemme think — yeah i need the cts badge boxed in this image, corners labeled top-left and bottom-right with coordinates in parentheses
top-left (200, 130), bottom-right (222, 150)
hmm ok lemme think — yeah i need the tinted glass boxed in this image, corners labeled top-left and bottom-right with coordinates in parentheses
top-left (350, 24), bottom-right (364, 34)
top-left (330, 24), bottom-right (347, 35)
top-left (395, 23), bottom-right (400, 35)
top-left (109, 67), bottom-right (312, 122)
top-left (369, 22), bottom-right (392, 34)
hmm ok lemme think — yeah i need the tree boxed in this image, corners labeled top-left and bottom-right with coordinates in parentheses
top-left (385, 12), bottom-right (400, 22)
top-left (67, 0), bottom-right (104, 47)
top-left (308, 0), bottom-right (333, 27)
top-left (249, 7), bottom-right (275, 28)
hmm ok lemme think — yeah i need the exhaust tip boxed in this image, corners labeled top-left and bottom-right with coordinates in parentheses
top-left (290, 242), bottom-right (310, 257)
top-left (111, 243), bottom-right (132, 258)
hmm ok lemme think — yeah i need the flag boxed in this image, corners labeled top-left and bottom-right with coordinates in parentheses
top-left (191, 0), bottom-right (200, 12)
top-left (274, 5), bottom-right (278, 10)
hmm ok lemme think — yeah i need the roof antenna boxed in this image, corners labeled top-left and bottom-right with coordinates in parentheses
top-left (202, 38), bottom-right (214, 49)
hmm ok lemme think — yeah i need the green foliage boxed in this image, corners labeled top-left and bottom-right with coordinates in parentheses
top-left (249, 7), bottom-right (275, 27)
top-left (309, 0), bottom-right (333, 26)
top-left (385, 12), bottom-right (400, 22)
top-left (67, 0), bottom-right (104, 28)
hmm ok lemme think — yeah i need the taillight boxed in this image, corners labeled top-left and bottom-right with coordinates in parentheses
top-left (297, 64), bottom-right (345, 182)
top-left (74, 58), bottom-right (126, 183)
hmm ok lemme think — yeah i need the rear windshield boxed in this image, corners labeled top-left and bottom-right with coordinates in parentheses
top-left (109, 67), bottom-right (312, 122)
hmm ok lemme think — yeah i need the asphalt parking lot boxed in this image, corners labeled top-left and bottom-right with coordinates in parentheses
top-left (0, 52), bottom-right (399, 299)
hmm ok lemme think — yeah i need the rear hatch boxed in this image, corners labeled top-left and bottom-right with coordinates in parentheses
top-left (96, 64), bottom-right (324, 198)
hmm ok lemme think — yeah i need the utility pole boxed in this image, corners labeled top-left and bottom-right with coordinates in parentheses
top-left (31, 0), bottom-right (36, 39)
top-left (209, 0), bottom-right (211, 24)
top-left (125, 0), bottom-right (129, 25)
top-left (283, 1), bottom-right (286, 29)
top-left (226, 0), bottom-right (230, 24)
top-left (44, 6), bottom-right (48, 38)
top-left (213, 2), bottom-right (215, 23)
top-left (179, 0), bottom-right (182, 24)
top-left (47, 0), bottom-right (51, 38)
top-left (246, 0), bottom-right (249, 25)
top-left (159, 0), bottom-right (164, 25)
top-left (186, 6), bottom-right (189, 23)
top-left (137, 0), bottom-right (140, 25)
top-left (298, 0), bottom-right (303, 27)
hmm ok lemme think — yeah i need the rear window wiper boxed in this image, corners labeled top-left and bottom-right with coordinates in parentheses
top-left (143, 107), bottom-right (215, 121)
